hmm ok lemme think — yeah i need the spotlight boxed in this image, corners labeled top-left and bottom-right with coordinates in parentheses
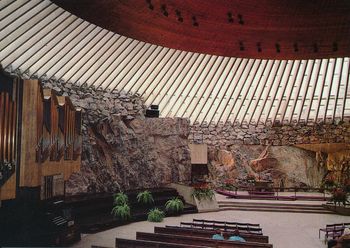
top-left (239, 41), bottom-right (245, 51)
top-left (257, 42), bottom-right (262, 52)
top-left (293, 42), bottom-right (299, 52)
top-left (238, 14), bottom-right (244, 25)
top-left (275, 43), bottom-right (281, 53)
top-left (227, 12), bottom-right (233, 23)
top-left (161, 5), bottom-right (168, 17)
top-left (192, 16), bottom-right (198, 26)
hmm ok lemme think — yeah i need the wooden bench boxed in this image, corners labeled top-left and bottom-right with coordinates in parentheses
top-left (319, 223), bottom-right (349, 242)
top-left (136, 232), bottom-right (273, 248)
top-left (116, 238), bottom-right (207, 248)
top-left (180, 222), bottom-right (263, 235)
top-left (193, 219), bottom-right (261, 229)
top-left (155, 226), bottom-right (269, 243)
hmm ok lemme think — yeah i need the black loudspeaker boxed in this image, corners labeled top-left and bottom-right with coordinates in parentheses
top-left (145, 105), bottom-right (159, 118)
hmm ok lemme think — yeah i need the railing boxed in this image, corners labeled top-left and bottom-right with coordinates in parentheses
top-left (217, 186), bottom-right (329, 201)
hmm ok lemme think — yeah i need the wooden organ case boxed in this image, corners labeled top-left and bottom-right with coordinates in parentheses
top-left (0, 68), bottom-right (82, 202)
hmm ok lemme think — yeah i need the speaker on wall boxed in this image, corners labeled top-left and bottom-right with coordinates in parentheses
top-left (145, 105), bottom-right (159, 118)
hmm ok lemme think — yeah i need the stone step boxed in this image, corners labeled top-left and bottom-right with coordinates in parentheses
top-left (219, 206), bottom-right (334, 214)
top-left (218, 201), bottom-right (325, 209)
top-left (217, 200), bottom-right (334, 214)
top-left (219, 204), bottom-right (326, 211)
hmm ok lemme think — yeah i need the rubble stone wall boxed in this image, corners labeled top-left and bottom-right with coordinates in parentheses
top-left (190, 122), bottom-right (350, 148)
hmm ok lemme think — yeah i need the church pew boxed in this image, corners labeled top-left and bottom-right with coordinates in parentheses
top-left (192, 219), bottom-right (261, 233)
top-left (193, 219), bottom-right (260, 228)
top-left (155, 226), bottom-right (269, 243)
top-left (136, 232), bottom-right (273, 248)
top-left (180, 222), bottom-right (263, 235)
top-left (116, 238), bottom-right (208, 248)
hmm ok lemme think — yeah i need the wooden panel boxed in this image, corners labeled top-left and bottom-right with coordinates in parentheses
top-left (53, 0), bottom-right (350, 59)
top-left (20, 80), bottom-right (42, 187)
top-left (73, 110), bottom-right (82, 160)
top-left (0, 173), bottom-right (16, 200)
top-left (189, 144), bottom-right (208, 164)
top-left (41, 158), bottom-right (80, 181)
top-left (36, 86), bottom-right (44, 162)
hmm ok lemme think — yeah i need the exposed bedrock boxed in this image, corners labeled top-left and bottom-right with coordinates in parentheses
top-left (208, 145), bottom-right (327, 188)
top-left (66, 116), bottom-right (191, 195)
top-left (36, 78), bottom-right (191, 195)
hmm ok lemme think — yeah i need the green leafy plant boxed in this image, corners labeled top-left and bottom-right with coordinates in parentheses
top-left (114, 192), bottom-right (128, 206)
top-left (344, 179), bottom-right (350, 193)
top-left (137, 190), bottom-right (154, 205)
top-left (221, 179), bottom-right (237, 191)
top-left (331, 188), bottom-right (348, 207)
top-left (192, 188), bottom-right (215, 202)
top-left (165, 197), bottom-right (184, 214)
top-left (111, 203), bottom-right (131, 220)
top-left (147, 208), bottom-right (164, 222)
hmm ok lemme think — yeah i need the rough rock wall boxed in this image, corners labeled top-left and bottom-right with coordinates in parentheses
top-left (66, 116), bottom-right (191, 195)
top-left (209, 145), bottom-right (326, 188)
top-left (190, 122), bottom-right (350, 148)
top-left (36, 78), bottom-right (191, 194)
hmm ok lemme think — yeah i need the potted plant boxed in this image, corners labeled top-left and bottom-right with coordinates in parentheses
top-left (111, 203), bottom-right (131, 220)
top-left (165, 197), bottom-right (184, 215)
top-left (113, 192), bottom-right (128, 206)
top-left (192, 187), bottom-right (215, 202)
top-left (331, 188), bottom-right (347, 207)
top-left (137, 190), bottom-right (154, 205)
top-left (147, 208), bottom-right (164, 222)
top-left (344, 179), bottom-right (350, 193)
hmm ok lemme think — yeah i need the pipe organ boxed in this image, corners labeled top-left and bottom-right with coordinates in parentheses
top-left (0, 68), bottom-right (81, 202)
top-left (0, 72), bottom-right (18, 200)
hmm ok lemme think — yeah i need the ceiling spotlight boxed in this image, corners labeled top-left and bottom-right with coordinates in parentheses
top-left (161, 4), bottom-right (168, 17)
top-left (146, 0), bottom-right (153, 10)
top-left (192, 16), bottom-right (199, 27)
top-left (293, 42), bottom-right (299, 52)
top-left (275, 43), bottom-right (281, 53)
top-left (257, 42), bottom-right (262, 52)
top-left (333, 42), bottom-right (338, 52)
top-left (239, 41), bottom-right (245, 51)
top-left (227, 12), bottom-right (233, 23)
top-left (176, 10), bottom-right (183, 22)
top-left (238, 14), bottom-right (244, 25)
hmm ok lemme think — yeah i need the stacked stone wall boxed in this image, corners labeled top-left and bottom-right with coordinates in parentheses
top-left (190, 122), bottom-right (350, 148)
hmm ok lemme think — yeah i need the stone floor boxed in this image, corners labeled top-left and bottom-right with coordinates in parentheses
top-left (72, 210), bottom-right (350, 248)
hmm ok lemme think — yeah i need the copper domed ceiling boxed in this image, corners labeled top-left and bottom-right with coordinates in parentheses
top-left (52, 0), bottom-right (350, 59)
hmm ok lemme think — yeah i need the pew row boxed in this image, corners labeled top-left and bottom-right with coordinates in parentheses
top-left (136, 232), bottom-right (273, 248)
top-left (157, 226), bottom-right (269, 243)
top-left (116, 238), bottom-right (207, 248)
top-left (193, 219), bottom-right (260, 228)
top-left (180, 222), bottom-right (263, 235)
